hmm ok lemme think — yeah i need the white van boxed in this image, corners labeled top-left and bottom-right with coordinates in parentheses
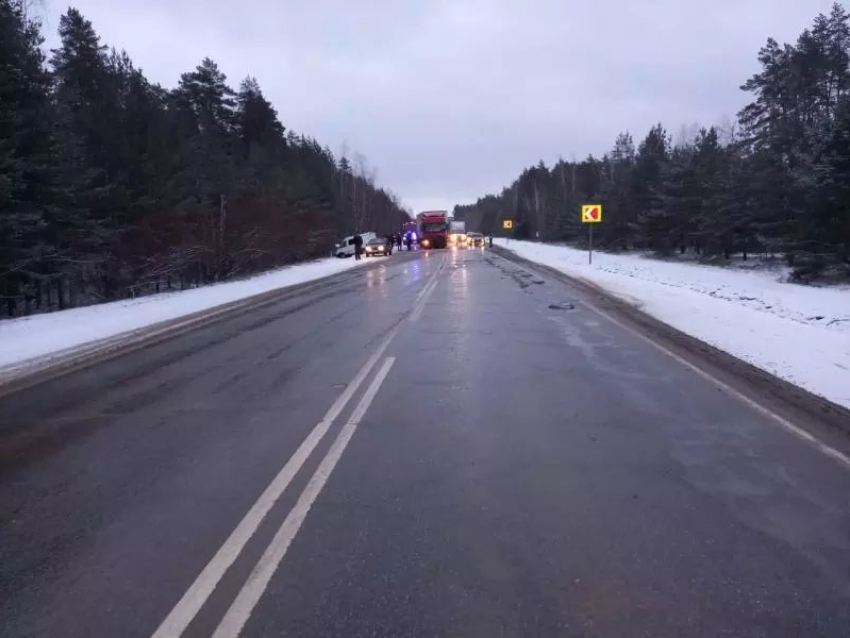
top-left (335, 232), bottom-right (377, 257)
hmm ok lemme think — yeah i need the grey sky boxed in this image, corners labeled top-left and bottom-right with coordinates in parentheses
top-left (43, 0), bottom-right (837, 213)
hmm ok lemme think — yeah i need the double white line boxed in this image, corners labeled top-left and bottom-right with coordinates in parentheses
top-left (410, 255), bottom-right (445, 323)
top-left (151, 257), bottom-right (444, 638)
top-left (213, 357), bottom-right (395, 637)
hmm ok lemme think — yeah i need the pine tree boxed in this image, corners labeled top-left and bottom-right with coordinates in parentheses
top-left (166, 58), bottom-right (239, 281)
top-left (672, 130), bottom-right (730, 257)
top-left (599, 132), bottom-right (635, 249)
top-left (632, 124), bottom-right (671, 250)
top-left (802, 96), bottom-right (850, 277)
top-left (49, 8), bottom-right (119, 300)
top-left (235, 76), bottom-right (284, 156)
top-left (0, 0), bottom-right (53, 314)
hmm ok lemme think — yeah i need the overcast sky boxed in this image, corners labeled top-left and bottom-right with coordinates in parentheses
top-left (42, 0), bottom-right (837, 213)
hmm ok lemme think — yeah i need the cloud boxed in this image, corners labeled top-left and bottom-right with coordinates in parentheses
top-left (43, 0), bottom-right (837, 212)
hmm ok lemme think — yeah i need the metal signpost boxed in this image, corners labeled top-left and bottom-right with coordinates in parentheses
top-left (503, 219), bottom-right (513, 246)
top-left (581, 205), bottom-right (602, 264)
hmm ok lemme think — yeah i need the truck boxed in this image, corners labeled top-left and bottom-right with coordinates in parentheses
top-left (416, 210), bottom-right (449, 249)
top-left (449, 219), bottom-right (467, 247)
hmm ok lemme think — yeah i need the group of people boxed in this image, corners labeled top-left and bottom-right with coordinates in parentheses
top-left (351, 232), bottom-right (415, 260)
top-left (391, 233), bottom-right (415, 252)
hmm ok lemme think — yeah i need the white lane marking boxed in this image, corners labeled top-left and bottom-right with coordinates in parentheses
top-left (413, 256), bottom-right (443, 302)
top-left (150, 330), bottom-right (401, 638)
top-left (581, 299), bottom-right (850, 470)
top-left (410, 256), bottom-right (445, 322)
top-left (410, 279), bottom-right (438, 323)
top-left (211, 357), bottom-right (397, 638)
top-left (414, 270), bottom-right (437, 302)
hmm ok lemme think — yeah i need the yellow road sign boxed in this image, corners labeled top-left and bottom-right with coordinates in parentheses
top-left (503, 220), bottom-right (513, 229)
top-left (581, 205), bottom-right (602, 223)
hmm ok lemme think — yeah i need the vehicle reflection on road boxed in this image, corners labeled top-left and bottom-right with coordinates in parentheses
top-left (366, 265), bottom-right (389, 299)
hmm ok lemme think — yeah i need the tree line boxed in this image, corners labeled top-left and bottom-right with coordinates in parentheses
top-left (0, 2), bottom-right (409, 317)
top-left (455, 3), bottom-right (850, 281)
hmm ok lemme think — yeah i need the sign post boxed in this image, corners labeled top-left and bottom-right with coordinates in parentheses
top-left (503, 219), bottom-right (514, 246)
top-left (580, 205), bottom-right (602, 264)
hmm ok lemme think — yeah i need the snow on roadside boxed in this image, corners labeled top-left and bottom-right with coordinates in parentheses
top-left (496, 239), bottom-right (850, 409)
top-left (0, 257), bottom-right (367, 371)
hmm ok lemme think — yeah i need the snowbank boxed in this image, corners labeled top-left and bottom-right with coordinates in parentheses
top-left (496, 239), bottom-right (850, 409)
top-left (0, 257), bottom-right (366, 371)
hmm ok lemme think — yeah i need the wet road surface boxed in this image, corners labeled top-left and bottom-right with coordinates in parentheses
top-left (1, 248), bottom-right (849, 637)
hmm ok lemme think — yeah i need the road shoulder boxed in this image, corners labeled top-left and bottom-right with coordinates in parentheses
top-left (492, 245), bottom-right (850, 460)
top-left (0, 256), bottom-right (412, 398)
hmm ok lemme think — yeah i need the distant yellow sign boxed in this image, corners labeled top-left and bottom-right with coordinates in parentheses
top-left (581, 205), bottom-right (602, 223)
top-left (503, 220), bottom-right (514, 229)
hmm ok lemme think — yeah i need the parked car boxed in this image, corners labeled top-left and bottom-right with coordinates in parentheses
top-left (335, 232), bottom-right (377, 257)
top-left (364, 237), bottom-right (391, 256)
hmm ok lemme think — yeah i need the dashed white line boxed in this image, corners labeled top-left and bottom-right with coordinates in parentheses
top-left (211, 356), bottom-right (397, 638)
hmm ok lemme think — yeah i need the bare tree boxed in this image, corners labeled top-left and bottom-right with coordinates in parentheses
top-left (717, 114), bottom-right (738, 145)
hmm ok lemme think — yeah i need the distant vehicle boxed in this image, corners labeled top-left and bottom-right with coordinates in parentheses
top-left (449, 220), bottom-right (467, 247)
top-left (335, 232), bottom-right (376, 257)
top-left (466, 232), bottom-right (485, 247)
top-left (364, 237), bottom-right (391, 257)
top-left (416, 211), bottom-right (449, 249)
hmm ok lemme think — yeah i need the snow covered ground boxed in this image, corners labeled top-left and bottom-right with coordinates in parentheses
top-left (496, 239), bottom-right (850, 409)
top-left (0, 256), bottom-right (367, 372)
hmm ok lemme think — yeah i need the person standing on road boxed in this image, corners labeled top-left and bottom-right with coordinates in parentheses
top-left (353, 233), bottom-right (363, 260)
top-left (405, 234), bottom-right (413, 251)
top-left (385, 235), bottom-right (394, 255)
top-left (395, 233), bottom-right (402, 251)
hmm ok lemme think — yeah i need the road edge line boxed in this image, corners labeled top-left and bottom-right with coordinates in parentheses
top-left (491, 246), bottom-right (850, 470)
top-left (585, 300), bottom-right (850, 470)
top-left (0, 259), bottom-right (396, 398)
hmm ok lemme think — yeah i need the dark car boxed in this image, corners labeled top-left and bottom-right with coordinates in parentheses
top-left (364, 237), bottom-right (391, 256)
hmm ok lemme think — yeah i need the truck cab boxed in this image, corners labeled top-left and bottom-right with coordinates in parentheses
top-left (416, 211), bottom-right (449, 249)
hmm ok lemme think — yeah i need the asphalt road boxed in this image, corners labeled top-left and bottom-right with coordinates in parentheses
top-left (1, 247), bottom-right (849, 638)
